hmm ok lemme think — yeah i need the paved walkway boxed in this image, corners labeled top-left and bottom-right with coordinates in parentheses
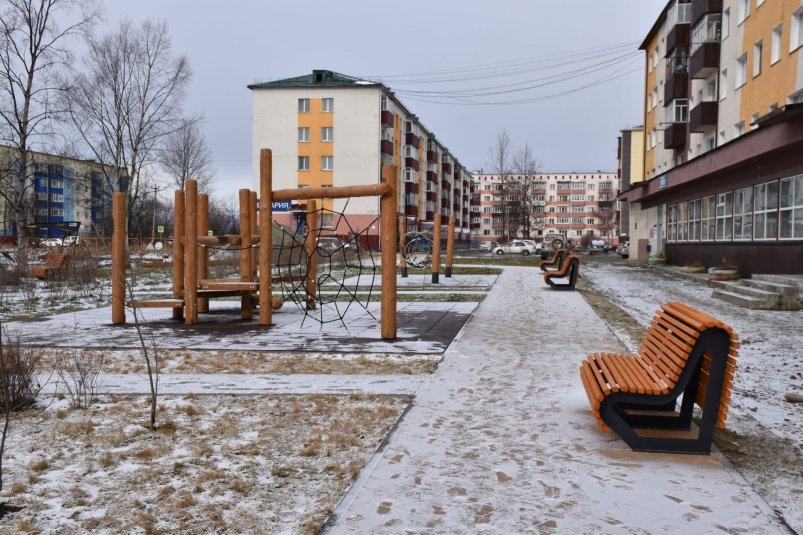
top-left (324, 266), bottom-right (787, 534)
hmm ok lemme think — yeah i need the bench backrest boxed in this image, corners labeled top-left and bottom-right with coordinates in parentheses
top-left (551, 254), bottom-right (577, 277)
top-left (637, 301), bottom-right (738, 428)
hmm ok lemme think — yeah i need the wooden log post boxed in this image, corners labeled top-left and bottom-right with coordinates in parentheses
top-left (111, 192), bottom-right (126, 324)
top-left (197, 193), bottom-right (210, 313)
top-left (380, 165), bottom-right (397, 340)
top-left (399, 216), bottom-right (408, 278)
top-left (172, 190), bottom-right (185, 320)
top-left (304, 200), bottom-right (318, 310)
top-left (239, 189), bottom-right (253, 320)
top-left (445, 215), bottom-right (456, 278)
top-left (184, 179), bottom-right (198, 324)
top-left (258, 149), bottom-right (273, 326)
top-left (250, 190), bottom-right (258, 281)
top-left (431, 212), bottom-right (442, 284)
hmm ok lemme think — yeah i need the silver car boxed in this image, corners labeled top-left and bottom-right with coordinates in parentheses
top-left (492, 240), bottom-right (535, 256)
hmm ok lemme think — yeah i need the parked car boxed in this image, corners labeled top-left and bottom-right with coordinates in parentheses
top-left (521, 240), bottom-right (541, 252)
top-left (588, 239), bottom-right (610, 255)
top-left (492, 240), bottom-right (535, 256)
top-left (616, 241), bottom-right (629, 258)
top-left (539, 233), bottom-right (567, 259)
top-left (316, 236), bottom-right (352, 251)
top-left (478, 241), bottom-right (494, 253)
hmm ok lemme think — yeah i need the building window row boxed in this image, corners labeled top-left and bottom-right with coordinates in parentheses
top-left (298, 156), bottom-right (335, 171)
top-left (666, 175), bottom-right (803, 242)
top-left (298, 97), bottom-right (334, 113)
top-left (297, 126), bottom-right (334, 143)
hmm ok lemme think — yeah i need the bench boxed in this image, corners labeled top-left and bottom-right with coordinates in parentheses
top-left (579, 301), bottom-right (739, 454)
top-left (543, 254), bottom-right (579, 290)
top-left (29, 253), bottom-right (69, 280)
top-left (539, 249), bottom-right (566, 272)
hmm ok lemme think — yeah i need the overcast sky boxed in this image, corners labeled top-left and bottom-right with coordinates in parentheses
top-left (102, 0), bottom-right (668, 198)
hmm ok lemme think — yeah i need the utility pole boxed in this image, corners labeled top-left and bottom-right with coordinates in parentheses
top-left (152, 185), bottom-right (158, 244)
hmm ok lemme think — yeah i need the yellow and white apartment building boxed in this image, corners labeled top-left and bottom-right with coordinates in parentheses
top-left (622, 0), bottom-right (803, 275)
top-left (249, 70), bottom-right (474, 247)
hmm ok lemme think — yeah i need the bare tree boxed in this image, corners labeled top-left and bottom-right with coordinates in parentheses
top-left (0, 0), bottom-right (96, 248)
top-left (159, 117), bottom-right (215, 193)
top-left (63, 19), bottom-right (191, 233)
top-left (513, 142), bottom-right (542, 239)
top-left (207, 195), bottom-right (240, 236)
top-left (488, 130), bottom-right (513, 240)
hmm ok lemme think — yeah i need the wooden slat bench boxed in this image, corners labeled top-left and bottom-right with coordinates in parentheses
top-left (29, 253), bottom-right (69, 280)
top-left (579, 301), bottom-right (739, 454)
top-left (539, 249), bottom-right (566, 272)
top-left (543, 254), bottom-right (579, 290)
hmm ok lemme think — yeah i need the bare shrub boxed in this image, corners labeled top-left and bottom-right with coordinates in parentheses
top-left (55, 349), bottom-right (104, 408)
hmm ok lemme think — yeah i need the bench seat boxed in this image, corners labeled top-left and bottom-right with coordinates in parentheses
top-left (539, 249), bottom-right (566, 272)
top-left (543, 254), bottom-right (579, 290)
top-left (579, 301), bottom-right (738, 454)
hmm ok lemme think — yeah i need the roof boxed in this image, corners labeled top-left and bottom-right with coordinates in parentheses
top-left (247, 70), bottom-right (382, 90)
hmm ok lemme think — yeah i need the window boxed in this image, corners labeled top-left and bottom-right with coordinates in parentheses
top-left (298, 98), bottom-right (310, 113)
top-left (736, 54), bottom-right (747, 87)
top-left (754, 180), bottom-right (779, 240)
top-left (733, 186), bottom-right (754, 240)
top-left (691, 14), bottom-right (721, 56)
top-left (298, 156), bottom-right (309, 171)
top-left (792, 8), bottom-right (803, 52)
top-left (722, 9), bottom-right (730, 39)
top-left (667, 204), bottom-right (677, 242)
top-left (298, 127), bottom-right (309, 142)
top-left (716, 192), bottom-right (733, 240)
top-left (720, 69), bottom-right (728, 99)
top-left (50, 208), bottom-right (63, 216)
top-left (321, 156), bottom-right (333, 171)
top-left (321, 127), bottom-right (333, 142)
top-left (772, 25), bottom-right (783, 64)
top-left (737, 0), bottom-right (749, 24)
top-left (753, 40), bottom-right (763, 77)
top-left (780, 174), bottom-right (803, 238)
top-left (701, 195), bottom-right (716, 240)
top-left (666, 99), bottom-right (688, 123)
top-left (689, 199), bottom-right (701, 240)
top-left (321, 213), bottom-right (334, 228)
top-left (322, 98), bottom-right (334, 112)
top-left (735, 121), bottom-right (745, 136)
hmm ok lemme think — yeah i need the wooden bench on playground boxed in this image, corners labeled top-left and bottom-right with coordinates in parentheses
top-left (29, 253), bottom-right (69, 280)
top-left (579, 301), bottom-right (739, 454)
top-left (543, 254), bottom-right (579, 290)
top-left (539, 249), bottom-right (566, 272)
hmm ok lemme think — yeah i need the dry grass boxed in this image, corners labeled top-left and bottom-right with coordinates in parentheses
top-left (1, 393), bottom-right (410, 533)
top-left (33, 348), bottom-right (439, 376)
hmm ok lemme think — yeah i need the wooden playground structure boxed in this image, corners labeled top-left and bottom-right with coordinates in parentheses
top-left (111, 149), bottom-right (399, 340)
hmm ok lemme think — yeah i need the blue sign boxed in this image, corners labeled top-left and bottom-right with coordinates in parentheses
top-left (272, 201), bottom-right (291, 212)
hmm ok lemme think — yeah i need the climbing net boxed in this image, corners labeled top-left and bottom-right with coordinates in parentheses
top-left (400, 231), bottom-right (433, 268)
top-left (272, 201), bottom-right (381, 328)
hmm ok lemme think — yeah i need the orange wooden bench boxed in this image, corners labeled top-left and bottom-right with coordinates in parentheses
top-left (539, 249), bottom-right (566, 272)
top-left (543, 254), bottom-right (579, 290)
top-left (29, 253), bottom-right (69, 280)
top-left (579, 301), bottom-right (739, 454)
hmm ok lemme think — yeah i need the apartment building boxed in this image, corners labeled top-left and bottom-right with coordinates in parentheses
top-left (471, 171), bottom-right (620, 244)
top-left (0, 144), bottom-right (119, 240)
top-left (617, 126), bottom-right (645, 250)
top-left (622, 0), bottom-right (803, 275)
top-left (248, 70), bottom-right (474, 245)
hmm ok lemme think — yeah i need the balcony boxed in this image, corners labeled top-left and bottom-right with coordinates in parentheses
top-left (426, 191), bottom-right (437, 202)
top-left (404, 204), bottom-right (418, 217)
top-left (381, 110), bottom-right (394, 128)
top-left (441, 180), bottom-right (450, 190)
top-left (425, 210), bottom-right (434, 220)
top-left (689, 101), bottom-right (718, 132)
top-left (404, 157), bottom-right (419, 171)
top-left (691, 0), bottom-right (722, 27)
top-left (405, 132), bottom-right (419, 148)
top-left (663, 122), bottom-right (688, 150)
top-left (442, 162), bottom-right (452, 174)
top-left (453, 187), bottom-right (460, 196)
top-left (426, 150), bottom-right (437, 162)
top-left (470, 198), bottom-right (480, 206)
top-left (666, 24), bottom-right (690, 56)
top-left (470, 222), bottom-right (481, 229)
top-left (426, 170), bottom-right (437, 182)
top-left (404, 182), bottom-right (419, 194)
top-left (690, 41), bottom-right (720, 79)
top-left (380, 139), bottom-right (393, 156)
top-left (664, 66), bottom-right (689, 102)
top-left (453, 202), bottom-right (460, 212)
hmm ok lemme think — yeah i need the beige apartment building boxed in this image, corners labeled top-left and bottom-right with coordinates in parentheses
top-left (622, 0), bottom-right (803, 275)
top-left (471, 171), bottom-right (620, 244)
top-left (248, 70), bottom-right (474, 246)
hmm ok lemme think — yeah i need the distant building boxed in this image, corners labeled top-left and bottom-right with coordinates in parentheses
top-left (621, 0), bottom-right (803, 275)
top-left (471, 171), bottom-right (620, 243)
top-left (248, 70), bottom-right (474, 245)
top-left (617, 126), bottom-right (645, 250)
top-left (0, 144), bottom-right (122, 240)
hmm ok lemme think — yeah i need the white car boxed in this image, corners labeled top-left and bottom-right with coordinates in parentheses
top-left (479, 241), bottom-right (494, 253)
top-left (492, 240), bottom-right (535, 256)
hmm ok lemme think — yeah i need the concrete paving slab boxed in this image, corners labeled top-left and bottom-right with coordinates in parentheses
top-left (324, 266), bottom-right (787, 534)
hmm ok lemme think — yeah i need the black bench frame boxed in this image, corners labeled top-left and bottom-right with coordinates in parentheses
top-left (544, 256), bottom-right (579, 290)
top-left (599, 327), bottom-right (731, 454)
